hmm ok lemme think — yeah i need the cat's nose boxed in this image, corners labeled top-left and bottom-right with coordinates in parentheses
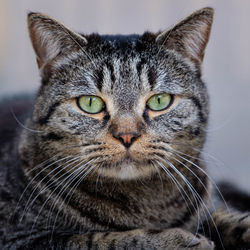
top-left (116, 132), bottom-right (140, 148)
top-left (109, 114), bottom-right (145, 148)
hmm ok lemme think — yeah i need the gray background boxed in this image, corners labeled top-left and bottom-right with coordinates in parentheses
top-left (0, 0), bottom-right (249, 189)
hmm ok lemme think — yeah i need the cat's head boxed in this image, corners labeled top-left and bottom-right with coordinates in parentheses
top-left (21, 8), bottom-right (213, 180)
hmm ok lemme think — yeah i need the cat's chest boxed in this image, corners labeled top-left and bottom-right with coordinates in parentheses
top-left (67, 180), bottom-right (195, 231)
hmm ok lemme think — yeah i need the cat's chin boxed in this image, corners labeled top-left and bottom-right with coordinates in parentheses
top-left (96, 160), bottom-right (155, 180)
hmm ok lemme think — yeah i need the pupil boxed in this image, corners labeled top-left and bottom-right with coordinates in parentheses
top-left (157, 96), bottom-right (161, 104)
top-left (89, 97), bottom-right (92, 107)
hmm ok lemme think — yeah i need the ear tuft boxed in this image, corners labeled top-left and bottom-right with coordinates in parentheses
top-left (156, 7), bottom-right (214, 66)
top-left (27, 12), bottom-right (87, 69)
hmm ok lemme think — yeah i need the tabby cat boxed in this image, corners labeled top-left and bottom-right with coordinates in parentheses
top-left (1, 7), bottom-right (250, 250)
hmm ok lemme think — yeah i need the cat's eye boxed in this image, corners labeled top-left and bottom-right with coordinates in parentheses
top-left (77, 96), bottom-right (105, 114)
top-left (147, 93), bottom-right (173, 111)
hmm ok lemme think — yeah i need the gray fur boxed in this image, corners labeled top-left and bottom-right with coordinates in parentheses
top-left (0, 7), bottom-right (250, 250)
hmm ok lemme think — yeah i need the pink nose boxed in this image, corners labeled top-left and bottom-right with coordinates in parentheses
top-left (117, 132), bottom-right (140, 148)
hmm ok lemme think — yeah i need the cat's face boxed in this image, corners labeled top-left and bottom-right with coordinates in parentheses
top-left (23, 9), bottom-right (213, 180)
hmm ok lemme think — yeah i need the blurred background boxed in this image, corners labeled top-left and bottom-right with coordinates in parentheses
top-left (0, 0), bottom-right (250, 189)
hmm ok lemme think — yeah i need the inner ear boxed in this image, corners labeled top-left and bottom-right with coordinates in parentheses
top-left (156, 8), bottom-right (214, 66)
top-left (27, 12), bottom-right (88, 70)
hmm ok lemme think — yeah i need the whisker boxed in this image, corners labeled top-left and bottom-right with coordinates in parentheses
top-left (50, 163), bottom-right (97, 235)
top-left (154, 161), bottom-right (193, 212)
top-left (159, 140), bottom-right (223, 167)
top-left (169, 154), bottom-right (214, 237)
top-left (189, 146), bottom-right (224, 167)
top-left (46, 160), bottom-right (94, 228)
top-left (27, 158), bottom-right (94, 241)
top-left (165, 159), bottom-right (212, 244)
top-left (25, 153), bottom-right (62, 176)
top-left (154, 160), bottom-right (202, 234)
top-left (56, 142), bottom-right (104, 151)
top-left (151, 161), bottom-right (164, 194)
top-left (152, 142), bottom-right (229, 211)
top-left (14, 154), bottom-right (70, 221)
top-left (20, 156), bottom-right (83, 221)
top-left (160, 157), bottom-right (225, 250)
top-left (95, 164), bottom-right (102, 194)
top-left (170, 150), bottom-right (229, 212)
top-left (10, 107), bottom-right (43, 133)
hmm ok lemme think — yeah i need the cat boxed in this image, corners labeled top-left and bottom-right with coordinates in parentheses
top-left (0, 7), bottom-right (250, 250)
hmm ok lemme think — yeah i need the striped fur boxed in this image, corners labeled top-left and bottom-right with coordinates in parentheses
top-left (1, 7), bottom-right (250, 250)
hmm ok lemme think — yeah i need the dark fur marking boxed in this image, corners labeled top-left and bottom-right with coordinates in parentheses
top-left (101, 34), bottom-right (140, 42)
top-left (172, 120), bottom-right (182, 128)
top-left (107, 239), bottom-right (116, 250)
top-left (189, 127), bottom-right (201, 136)
top-left (147, 67), bottom-right (157, 90)
top-left (101, 111), bottom-right (110, 128)
top-left (143, 109), bottom-right (150, 125)
top-left (41, 78), bottom-right (49, 86)
top-left (38, 102), bottom-right (60, 125)
top-left (84, 214), bottom-right (130, 231)
top-left (102, 232), bottom-right (110, 239)
top-left (106, 62), bottom-right (116, 86)
top-left (41, 132), bottom-right (63, 141)
top-left (239, 214), bottom-right (250, 222)
top-left (233, 226), bottom-right (246, 242)
top-left (148, 145), bottom-right (168, 152)
top-left (147, 229), bottom-right (163, 234)
top-left (69, 195), bottom-right (131, 231)
top-left (87, 232), bottom-right (94, 250)
top-left (79, 181), bottom-right (130, 209)
top-left (85, 147), bottom-right (105, 154)
top-left (131, 238), bottom-right (138, 248)
top-left (190, 97), bottom-right (206, 123)
top-left (151, 152), bottom-right (165, 159)
top-left (169, 209), bottom-right (194, 228)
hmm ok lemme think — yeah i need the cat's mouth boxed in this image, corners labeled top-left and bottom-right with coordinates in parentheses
top-left (119, 154), bottom-right (136, 167)
top-left (95, 152), bottom-right (154, 180)
top-left (118, 153), bottom-right (150, 168)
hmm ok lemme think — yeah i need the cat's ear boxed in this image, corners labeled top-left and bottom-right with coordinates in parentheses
top-left (27, 12), bottom-right (87, 69)
top-left (156, 7), bottom-right (214, 66)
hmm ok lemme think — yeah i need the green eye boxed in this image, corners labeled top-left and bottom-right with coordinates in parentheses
top-left (147, 93), bottom-right (172, 111)
top-left (77, 96), bottom-right (105, 114)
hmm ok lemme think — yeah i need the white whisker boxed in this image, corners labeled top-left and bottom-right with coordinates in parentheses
top-left (10, 107), bottom-right (43, 133)
top-left (170, 150), bottom-right (229, 212)
top-left (46, 160), bottom-right (94, 229)
top-left (155, 160), bottom-right (202, 233)
top-left (161, 157), bottom-right (225, 250)
top-left (20, 156), bottom-right (81, 222)
top-left (27, 158), bottom-right (94, 241)
top-left (50, 163), bottom-right (97, 235)
top-left (16, 154), bottom-right (71, 221)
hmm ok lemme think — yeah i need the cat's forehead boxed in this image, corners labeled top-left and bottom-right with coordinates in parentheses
top-left (83, 37), bottom-right (194, 95)
top-left (66, 34), bottom-right (157, 95)
top-left (46, 31), bottom-right (199, 111)
top-left (85, 32), bottom-right (159, 61)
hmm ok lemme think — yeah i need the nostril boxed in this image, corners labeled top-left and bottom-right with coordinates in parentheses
top-left (117, 132), bottom-right (140, 148)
